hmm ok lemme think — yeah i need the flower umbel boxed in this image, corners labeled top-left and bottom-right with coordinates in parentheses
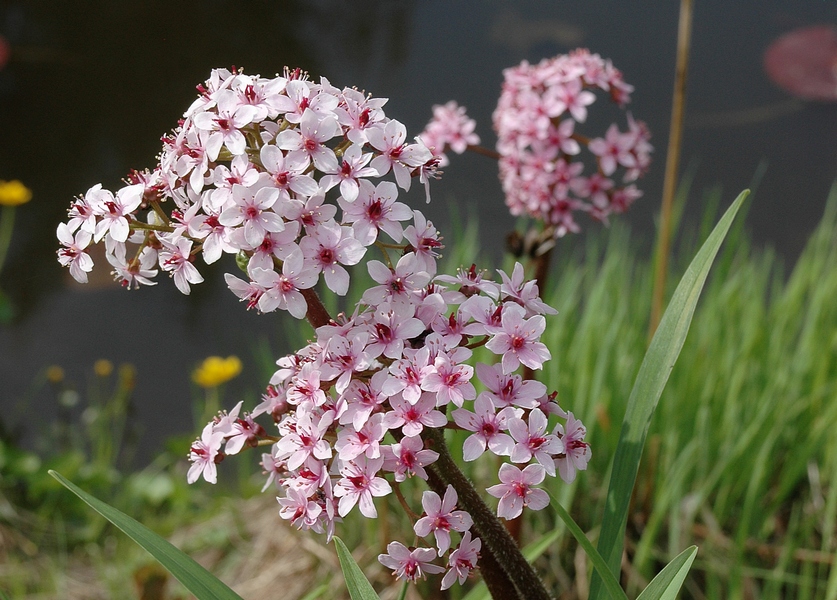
top-left (56, 67), bottom-right (592, 598)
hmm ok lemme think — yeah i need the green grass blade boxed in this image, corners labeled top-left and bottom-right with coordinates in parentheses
top-left (551, 492), bottom-right (629, 600)
top-left (635, 546), bottom-right (697, 600)
top-left (589, 190), bottom-right (749, 599)
top-left (48, 470), bottom-right (243, 600)
top-left (334, 536), bottom-right (381, 600)
top-left (300, 583), bottom-right (330, 600)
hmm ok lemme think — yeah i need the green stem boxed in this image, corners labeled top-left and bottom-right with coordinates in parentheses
top-left (0, 206), bottom-right (16, 277)
top-left (130, 221), bottom-right (176, 234)
top-left (149, 199), bottom-right (171, 225)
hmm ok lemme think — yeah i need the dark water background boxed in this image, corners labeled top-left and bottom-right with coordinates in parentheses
top-left (0, 1), bottom-right (835, 463)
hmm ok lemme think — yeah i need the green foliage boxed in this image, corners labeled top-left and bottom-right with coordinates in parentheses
top-left (334, 537), bottom-right (382, 600)
top-left (535, 184), bottom-right (837, 598)
top-left (636, 546), bottom-right (698, 600)
top-left (589, 191), bottom-right (748, 598)
top-left (49, 470), bottom-right (244, 600)
top-left (552, 491), bottom-right (630, 600)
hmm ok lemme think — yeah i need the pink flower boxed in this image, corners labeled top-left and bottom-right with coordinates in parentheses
top-left (422, 353), bottom-right (476, 408)
top-left (554, 411), bottom-right (591, 483)
top-left (286, 362), bottom-right (328, 408)
top-left (508, 408), bottom-right (564, 475)
top-left (367, 119), bottom-right (432, 191)
top-left (251, 250), bottom-right (317, 319)
top-left (440, 531), bottom-right (481, 590)
top-left (187, 422), bottom-right (225, 484)
top-left (365, 301), bottom-right (426, 360)
top-left (452, 394), bottom-right (518, 460)
top-left (383, 349), bottom-right (434, 404)
top-left (484, 303), bottom-right (551, 373)
top-left (486, 463), bottom-right (549, 520)
top-left (192, 89), bottom-right (259, 160)
top-left (334, 456), bottom-right (391, 518)
top-left (435, 264), bottom-right (499, 299)
top-left (497, 262), bottom-right (557, 317)
top-left (275, 108), bottom-right (340, 173)
top-left (56, 223), bottom-right (94, 284)
top-left (299, 221), bottom-right (365, 296)
top-left (420, 100), bottom-right (480, 166)
top-left (91, 184), bottom-right (143, 243)
top-left (382, 392), bottom-right (446, 437)
top-left (336, 372), bottom-right (389, 430)
top-left (378, 542), bottom-right (444, 583)
top-left (492, 52), bottom-right (650, 233)
top-left (475, 362), bottom-right (546, 409)
top-left (589, 123), bottom-right (636, 176)
top-left (158, 237), bottom-right (204, 295)
top-left (403, 210), bottom-right (443, 275)
top-left (320, 332), bottom-right (373, 395)
top-left (546, 78), bottom-right (596, 122)
top-left (224, 272), bottom-right (264, 310)
top-left (259, 144), bottom-right (318, 202)
top-left (414, 486), bottom-right (473, 556)
top-left (362, 253), bottom-right (431, 307)
top-left (219, 183), bottom-right (285, 248)
top-left (334, 413), bottom-right (387, 461)
top-left (382, 434), bottom-right (438, 482)
top-left (277, 487), bottom-right (323, 530)
top-left (322, 144), bottom-right (378, 203)
top-left (224, 413), bottom-right (265, 455)
top-left (274, 411), bottom-right (333, 471)
top-left (338, 179), bottom-right (412, 245)
top-left (107, 244), bottom-right (158, 289)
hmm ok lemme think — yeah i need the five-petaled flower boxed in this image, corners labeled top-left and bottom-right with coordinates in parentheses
top-left (486, 463), bottom-right (550, 520)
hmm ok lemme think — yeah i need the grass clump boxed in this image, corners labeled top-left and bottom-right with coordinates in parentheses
top-left (533, 186), bottom-right (837, 598)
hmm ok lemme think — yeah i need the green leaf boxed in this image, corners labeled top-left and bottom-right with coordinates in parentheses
top-left (48, 470), bottom-right (243, 600)
top-left (550, 493), bottom-right (628, 600)
top-left (636, 546), bottom-right (697, 600)
top-left (333, 536), bottom-right (381, 600)
top-left (590, 190), bottom-right (749, 599)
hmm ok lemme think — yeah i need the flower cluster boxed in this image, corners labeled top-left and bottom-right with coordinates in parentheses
top-left (419, 100), bottom-right (480, 167)
top-left (58, 67), bottom-right (593, 593)
top-left (56, 67), bottom-right (438, 299)
top-left (190, 255), bottom-right (590, 589)
top-left (493, 49), bottom-right (652, 236)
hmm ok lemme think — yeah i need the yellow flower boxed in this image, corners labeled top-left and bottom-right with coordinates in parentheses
top-left (0, 180), bottom-right (32, 206)
top-left (46, 365), bottom-right (65, 384)
top-left (192, 355), bottom-right (242, 388)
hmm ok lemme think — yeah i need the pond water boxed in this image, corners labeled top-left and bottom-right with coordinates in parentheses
top-left (0, 0), bottom-right (835, 463)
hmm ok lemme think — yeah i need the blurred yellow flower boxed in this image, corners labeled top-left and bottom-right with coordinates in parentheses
top-left (192, 355), bottom-right (242, 388)
top-left (94, 359), bottom-right (114, 378)
top-left (0, 180), bottom-right (32, 206)
top-left (46, 365), bottom-right (65, 384)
